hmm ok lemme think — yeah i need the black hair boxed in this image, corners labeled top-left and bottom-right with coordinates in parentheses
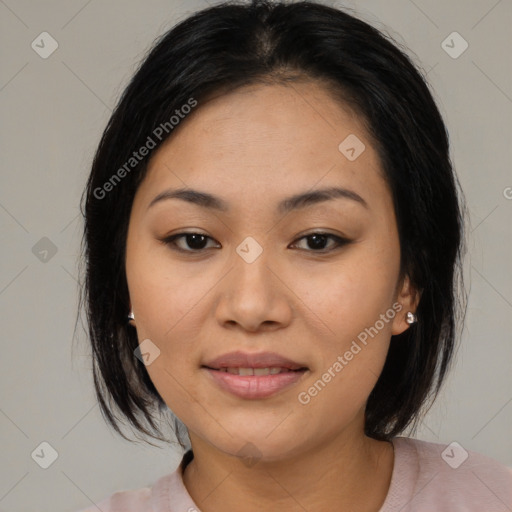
top-left (77, 0), bottom-right (467, 449)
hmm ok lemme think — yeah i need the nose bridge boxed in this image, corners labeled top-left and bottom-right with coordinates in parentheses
top-left (215, 235), bottom-right (289, 330)
top-left (230, 235), bottom-right (275, 300)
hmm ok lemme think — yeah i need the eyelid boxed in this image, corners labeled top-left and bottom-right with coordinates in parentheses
top-left (289, 231), bottom-right (352, 251)
top-left (159, 231), bottom-right (220, 253)
top-left (159, 230), bottom-right (352, 254)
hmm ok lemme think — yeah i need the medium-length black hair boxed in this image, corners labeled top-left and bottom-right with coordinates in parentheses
top-left (78, 0), bottom-right (466, 449)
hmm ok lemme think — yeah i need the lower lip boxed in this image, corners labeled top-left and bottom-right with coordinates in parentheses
top-left (203, 368), bottom-right (308, 399)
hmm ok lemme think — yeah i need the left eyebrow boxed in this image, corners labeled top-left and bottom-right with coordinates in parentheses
top-left (276, 186), bottom-right (368, 214)
top-left (146, 186), bottom-right (369, 213)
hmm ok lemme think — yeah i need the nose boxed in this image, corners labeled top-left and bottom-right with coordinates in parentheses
top-left (214, 244), bottom-right (293, 333)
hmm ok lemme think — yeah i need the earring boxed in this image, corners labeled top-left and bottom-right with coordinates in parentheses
top-left (128, 310), bottom-right (135, 321)
top-left (406, 311), bottom-right (417, 325)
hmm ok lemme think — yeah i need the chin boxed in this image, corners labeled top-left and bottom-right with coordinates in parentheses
top-left (200, 426), bottom-right (309, 465)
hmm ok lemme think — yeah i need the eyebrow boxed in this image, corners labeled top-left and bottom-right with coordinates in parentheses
top-left (147, 186), bottom-right (368, 214)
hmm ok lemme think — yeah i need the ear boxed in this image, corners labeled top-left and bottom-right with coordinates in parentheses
top-left (391, 275), bottom-right (420, 336)
top-left (128, 303), bottom-right (136, 327)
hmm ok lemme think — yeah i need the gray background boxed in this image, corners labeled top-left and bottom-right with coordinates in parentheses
top-left (0, 0), bottom-right (511, 510)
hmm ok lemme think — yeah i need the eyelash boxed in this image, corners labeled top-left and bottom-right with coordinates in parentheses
top-left (159, 231), bottom-right (352, 254)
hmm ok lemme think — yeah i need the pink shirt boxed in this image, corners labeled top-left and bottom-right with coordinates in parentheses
top-left (76, 437), bottom-right (512, 511)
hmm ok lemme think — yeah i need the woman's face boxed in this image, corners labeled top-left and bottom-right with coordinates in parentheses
top-left (125, 81), bottom-right (416, 461)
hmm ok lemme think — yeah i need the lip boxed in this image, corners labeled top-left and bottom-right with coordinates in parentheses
top-left (202, 350), bottom-right (308, 371)
top-left (203, 367), bottom-right (309, 399)
top-left (201, 350), bottom-right (309, 400)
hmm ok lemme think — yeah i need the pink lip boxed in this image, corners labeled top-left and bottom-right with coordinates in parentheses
top-left (203, 367), bottom-right (308, 399)
top-left (202, 350), bottom-right (308, 371)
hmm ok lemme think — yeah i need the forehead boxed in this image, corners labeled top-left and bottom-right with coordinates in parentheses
top-left (137, 82), bottom-right (388, 212)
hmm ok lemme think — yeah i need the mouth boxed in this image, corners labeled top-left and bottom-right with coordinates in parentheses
top-left (202, 350), bottom-right (309, 372)
top-left (200, 350), bottom-right (310, 399)
top-left (201, 365), bottom-right (309, 399)
top-left (201, 366), bottom-right (308, 376)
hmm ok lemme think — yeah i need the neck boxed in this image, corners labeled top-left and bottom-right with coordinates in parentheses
top-left (182, 416), bottom-right (394, 512)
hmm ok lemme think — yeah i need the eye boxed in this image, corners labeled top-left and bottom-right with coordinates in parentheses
top-left (160, 232), bottom-right (220, 253)
top-left (290, 232), bottom-right (351, 252)
top-left (159, 231), bottom-right (351, 254)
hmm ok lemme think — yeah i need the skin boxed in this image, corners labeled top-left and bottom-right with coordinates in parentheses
top-left (125, 80), bottom-right (419, 512)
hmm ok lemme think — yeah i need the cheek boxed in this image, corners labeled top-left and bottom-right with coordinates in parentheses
top-left (294, 272), bottom-right (397, 430)
top-left (127, 242), bottom-right (212, 339)
top-left (294, 244), bottom-right (399, 340)
top-left (291, 243), bottom-right (399, 399)
top-left (125, 245), bottom-right (209, 403)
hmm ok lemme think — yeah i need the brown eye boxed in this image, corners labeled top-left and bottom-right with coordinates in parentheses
top-left (161, 232), bottom-right (220, 252)
top-left (291, 232), bottom-right (351, 252)
top-left (160, 231), bottom-right (351, 255)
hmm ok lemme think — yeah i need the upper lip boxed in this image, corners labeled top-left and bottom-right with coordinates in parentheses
top-left (202, 351), bottom-right (308, 370)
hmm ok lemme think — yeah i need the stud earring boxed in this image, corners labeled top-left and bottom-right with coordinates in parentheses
top-left (406, 311), bottom-right (417, 325)
top-left (128, 310), bottom-right (135, 321)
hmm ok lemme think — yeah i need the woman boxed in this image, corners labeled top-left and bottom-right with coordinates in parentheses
top-left (76, 1), bottom-right (512, 510)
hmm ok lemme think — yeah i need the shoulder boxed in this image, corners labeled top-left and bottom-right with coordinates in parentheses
top-left (72, 449), bottom-right (196, 512)
top-left (389, 437), bottom-right (512, 511)
top-left (73, 487), bottom-right (152, 512)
